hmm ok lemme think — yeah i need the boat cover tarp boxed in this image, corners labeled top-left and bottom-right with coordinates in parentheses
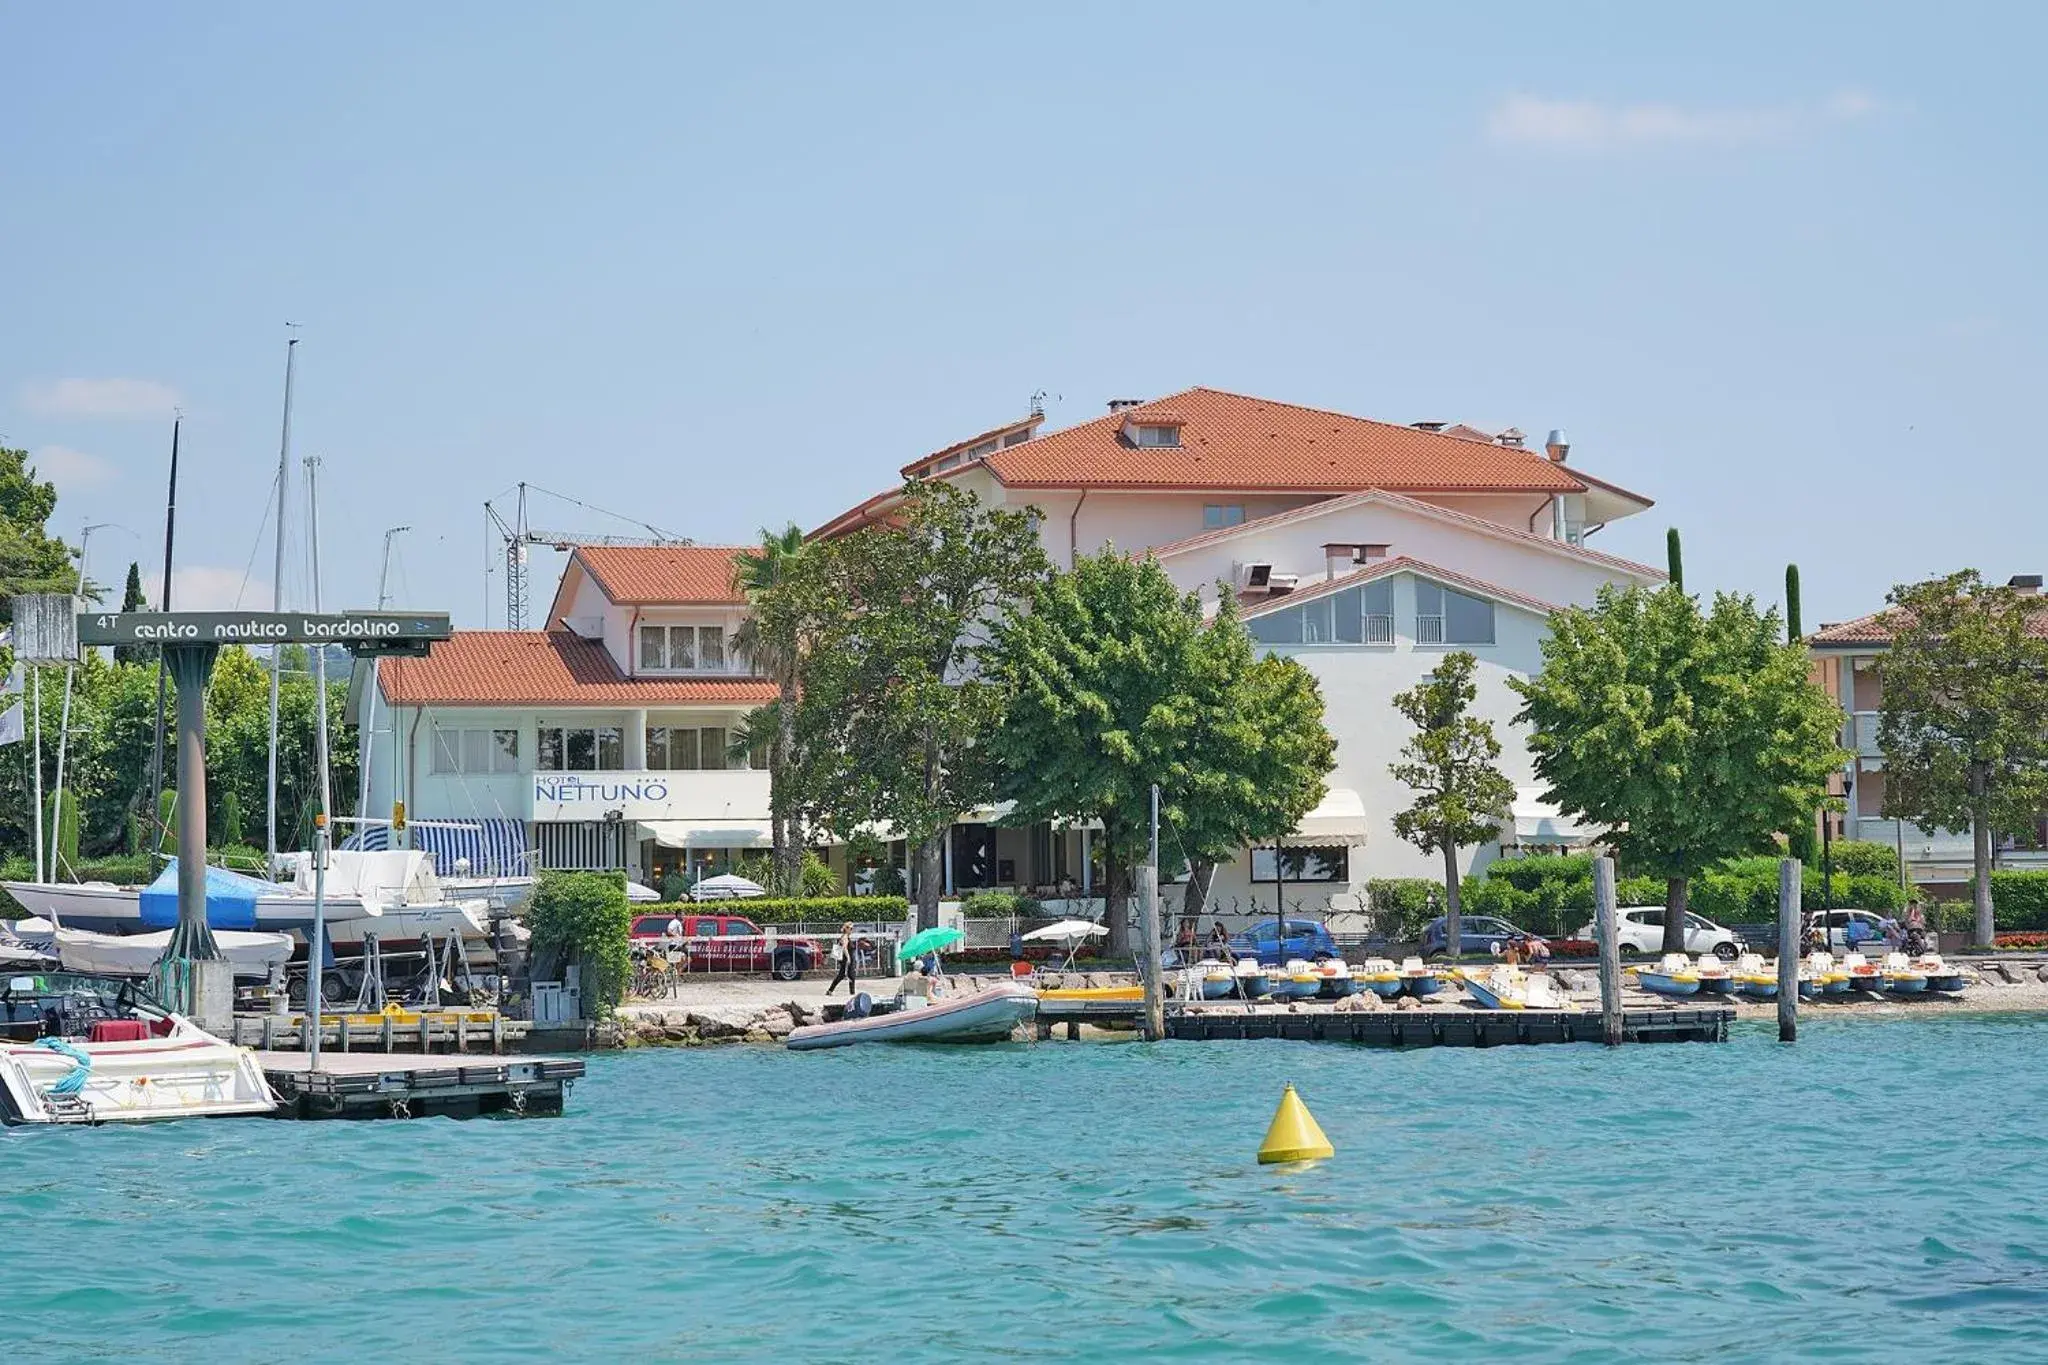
top-left (342, 817), bottom-right (529, 877)
top-left (137, 860), bottom-right (269, 930)
top-left (57, 926), bottom-right (292, 979)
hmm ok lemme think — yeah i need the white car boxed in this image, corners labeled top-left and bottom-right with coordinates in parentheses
top-left (1804, 908), bottom-right (1901, 952)
top-left (1573, 907), bottom-right (1744, 959)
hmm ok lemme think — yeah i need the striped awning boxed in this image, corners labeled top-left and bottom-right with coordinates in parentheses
top-left (342, 817), bottom-right (531, 877)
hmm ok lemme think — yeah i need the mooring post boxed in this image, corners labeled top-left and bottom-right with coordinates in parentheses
top-left (1594, 855), bottom-right (1622, 1046)
top-left (1778, 857), bottom-right (1800, 1042)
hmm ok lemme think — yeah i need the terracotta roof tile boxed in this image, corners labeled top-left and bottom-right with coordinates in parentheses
top-left (380, 631), bottom-right (777, 707)
top-left (1809, 602), bottom-right (2048, 647)
top-left (899, 415), bottom-right (1044, 477)
top-left (574, 546), bottom-right (751, 605)
top-left (982, 388), bottom-right (1587, 493)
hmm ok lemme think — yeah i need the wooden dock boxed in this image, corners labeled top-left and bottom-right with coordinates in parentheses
top-left (1034, 997), bottom-right (1733, 1046)
top-left (256, 1051), bottom-right (584, 1120)
top-left (229, 1012), bottom-right (529, 1055)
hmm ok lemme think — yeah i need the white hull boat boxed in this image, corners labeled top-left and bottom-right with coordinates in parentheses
top-left (0, 973), bottom-right (275, 1125)
top-left (54, 927), bottom-right (293, 980)
top-left (1, 876), bottom-right (377, 934)
top-left (787, 981), bottom-right (1039, 1050)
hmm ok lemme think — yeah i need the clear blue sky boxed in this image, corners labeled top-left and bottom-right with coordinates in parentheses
top-left (5, 2), bottom-right (2043, 628)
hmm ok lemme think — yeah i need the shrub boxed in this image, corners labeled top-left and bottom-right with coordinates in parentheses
top-left (1827, 841), bottom-right (1901, 880)
top-left (958, 890), bottom-right (1046, 918)
top-left (1462, 876), bottom-right (1535, 924)
top-left (1615, 876), bottom-right (1666, 907)
top-left (1366, 879), bottom-right (1437, 938)
top-left (1801, 870), bottom-right (1904, 914)
top-left (528, 870), bottom-right (632, 1018)
top-left (800, 850), bottom-right (839, 898)
top-left (1991, 871), bottom-right (2048, 930)
top-left (1930, 900), bottom-right (1975, 934)
top-left (731, 896), bottom-right (909, 925)
top-left (1995, 930), bottom-right (2048, 950)
top-left (1488, 854), bottom-right (1592, 893)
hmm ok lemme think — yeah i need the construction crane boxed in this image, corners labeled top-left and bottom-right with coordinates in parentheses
top-left (484, 482), bottom-right (688, 628)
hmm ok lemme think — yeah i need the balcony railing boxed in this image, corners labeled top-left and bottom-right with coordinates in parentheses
top-left (1414, 615), bottom-right (1444, 644)
top-left (1363, 613), bottom-right (1394, 644)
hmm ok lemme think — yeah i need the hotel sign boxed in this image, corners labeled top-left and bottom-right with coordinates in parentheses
top-left (529, 770), bottom-right (771, 823)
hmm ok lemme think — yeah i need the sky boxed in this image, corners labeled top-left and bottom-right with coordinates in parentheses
top-left (4, 2), bottom-right (2044, 629)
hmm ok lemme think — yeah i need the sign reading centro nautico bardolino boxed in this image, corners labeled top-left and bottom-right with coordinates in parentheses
top-left (77, 610), bottom-right (454, 649)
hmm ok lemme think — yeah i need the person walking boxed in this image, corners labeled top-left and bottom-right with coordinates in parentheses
top-left (826, 922), bottom-right (859, 996)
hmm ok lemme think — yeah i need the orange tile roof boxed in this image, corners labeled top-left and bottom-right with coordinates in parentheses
top-left (1809, 602), bottom-right (2048, 647)
top-left (573, 545), bottom-right (752, 605)
top-left (380, 631), bottom-right (778, 707)
top-left (899, 415), bottom-right (1045, 477)
top-left (1237, 555), bottom-right (1562, 619)
top-left (982, 388), bottom-right (1588, 493)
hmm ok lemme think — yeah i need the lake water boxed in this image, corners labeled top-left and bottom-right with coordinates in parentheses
top-left (10, 1014), bottom-right (2048, 1362)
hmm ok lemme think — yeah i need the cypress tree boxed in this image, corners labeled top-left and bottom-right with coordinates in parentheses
top-left (1785, 564), bottom-right (1802, 643)
top-left (114, 561), bottom-right (148, 663)
top-left (1666, 528), bottom-right (1684, 591)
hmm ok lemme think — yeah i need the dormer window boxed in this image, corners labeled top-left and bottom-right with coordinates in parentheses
top-left (1132, 424), bottom-right (1181, 448)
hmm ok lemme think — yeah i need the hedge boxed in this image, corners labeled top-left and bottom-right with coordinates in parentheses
top-left (1826, 841), bottom-right (1901, 879)
top-left (528, 870), bottom-right (632, 1018)
top-left (958, 891), bottom-right (1047, 918)
top-left (723, 896), bottom-right (910, 925)
top-left (1991, 871), bottom-right (2048, 930)
top-left (1366, 879), bottom-right (1437, 938)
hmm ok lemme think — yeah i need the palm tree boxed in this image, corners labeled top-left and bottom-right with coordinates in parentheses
top-left (731, 524), bottom-right (809, 898)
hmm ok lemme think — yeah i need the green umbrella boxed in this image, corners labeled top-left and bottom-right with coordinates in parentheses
top-left (897, 926), bottom-right (964, 964)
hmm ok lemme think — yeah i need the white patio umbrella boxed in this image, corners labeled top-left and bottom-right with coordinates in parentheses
top-left (1021, 919), bottom-right (1108, 943)
top-left (691, 873), bottom-right (766, 902)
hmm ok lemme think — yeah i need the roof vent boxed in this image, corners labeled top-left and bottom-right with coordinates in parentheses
top-left (1410, 421), bottom-right (1448, 432)
top-left (1496, 427), bottom-right (1526, 448)
top-left (2009, 574), bottom-right (2043, 595)
top-left (1545, 428), bottom-right (1570, 463)
top-left (1107, 398), bottom-right (1145, 413)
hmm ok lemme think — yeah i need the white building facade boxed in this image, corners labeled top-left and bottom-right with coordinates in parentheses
top-left (357, 387), bottom-right (1663, 914)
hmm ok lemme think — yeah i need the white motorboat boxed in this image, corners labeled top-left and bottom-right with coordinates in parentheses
top-left (0, 972), bottom-right (275, 1125)
top-left (54, 927), bottom-right (293, 980)
top-left (3, 860), bottom-right (381, 935)
top-left (786, 981), bottom-right (1039, 1050)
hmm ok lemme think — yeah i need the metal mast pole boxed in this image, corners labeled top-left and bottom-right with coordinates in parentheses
top-left (266, 334), bottom-right (298, 871)
top-left (147, 419), bottom-right (178, 860)
top-left (1139, 783), bottom-right (1165, 1041)
top-left (51, 523), bottom-right (110, 879)
top-left (358, 526), bottom-right (408, 824)
top-left (305, 455), bottom-right (332, 1066)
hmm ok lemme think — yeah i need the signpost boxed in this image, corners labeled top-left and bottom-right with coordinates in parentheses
top-left (34, 605), bottom-right (455, 1030)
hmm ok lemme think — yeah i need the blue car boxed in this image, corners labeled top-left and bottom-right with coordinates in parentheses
top-left (1228, 917), bottom-right (1340, 966)
top-left (1420, 915), bottom-right (1546, 959)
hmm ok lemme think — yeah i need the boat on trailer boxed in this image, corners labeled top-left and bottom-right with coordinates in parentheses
top-left (787, 981), bottom-right (1039, 1050)
top-left (0, 972), bottom-right (274, 1125)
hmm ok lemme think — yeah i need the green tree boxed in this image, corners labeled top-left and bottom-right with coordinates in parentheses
top-left (113, 562), bottom-right (149, 664)
top-left (0, 446), bottom-right (75, 613)
top-left (1168, 595), bottom-right (1333, 920)
top-left (1389, 651), bottom-right (1516, 958)
top-left (731, 523), bottom-right (814, 897)
top-left (1666, 527), bottom-right (1684, 591)
top-left (1877, 571), bottom-right (2048, 947)
top-left (986, 554), bottom-right (1335, 955)
top-left (1511, 585), bottom-right (1843, 953)
top-left (795, 480), bottom-right (1050, 930)
top-left (1785, 564), bottom-right (1802, 643)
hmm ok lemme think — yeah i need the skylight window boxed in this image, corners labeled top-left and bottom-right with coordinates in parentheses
top-left (1133, 424), bottom-right (1181, 448)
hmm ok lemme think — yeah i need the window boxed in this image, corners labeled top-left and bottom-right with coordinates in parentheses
top-left (537, 725), bottom-right (623, 772)
top-left (1414, 580), bottom-right (1495, 645)
top-left (1002, 430), bottom-right (1032, 447)
top-left (964, 439), bottom-right (998, 459)
top-left (1247, 583), bottom-right (1392, 647)
top-left (1203, 503), bottom-right (1245, 530)
top-left (431, 727), bottom-right (521, 774)
top-left (1361, 580), bottom-right (1393, 644)
top-left (1134, 424), bottom-right (1181, 448)
top-left (646, 725), bottom-right (737, 770)
top-left (1249, 846), bottom-right (1349, 882)
top-left (638, 625), bottom-right (728, 673)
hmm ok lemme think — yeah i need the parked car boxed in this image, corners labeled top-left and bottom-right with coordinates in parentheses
top-left (1804, 908), bottom-right (1901, 953)
top-left (1229, 917), bottom-right (1340, 966)
top-left (1572, 907), bottom-right (1744, 959)
top-left (629, 913), bottom-right (821, 981)
top-left (1420, 915), bottom-right (1547, 959)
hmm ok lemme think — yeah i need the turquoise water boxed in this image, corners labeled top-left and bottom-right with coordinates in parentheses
top-left (10, 1016), bottom-right (2048, 1363)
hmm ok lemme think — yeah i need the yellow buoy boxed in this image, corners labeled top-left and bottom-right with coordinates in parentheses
top-left (1257, 1083), bottom-right (1334, 1164)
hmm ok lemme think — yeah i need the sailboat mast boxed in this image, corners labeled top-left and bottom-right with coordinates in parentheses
top-left (306, 454), bottom-right (333, 1066)
top-left (266, 335), bottom-right (298, 869)
top-left (147, 417), bottom-right (179, 860)
top-left (358, 525), bottom-right (408, 823)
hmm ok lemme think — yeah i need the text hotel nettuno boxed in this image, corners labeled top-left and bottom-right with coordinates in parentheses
top-left (533, 777), bottom-right (672, 806)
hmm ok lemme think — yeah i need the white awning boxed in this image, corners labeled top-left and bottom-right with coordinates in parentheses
top-left (1278, 787), bottom-right (1367, 847)
top-left (1510, 790), bottom-right (1600, 843)
top-left (637, 820), bottom-right (774, 850)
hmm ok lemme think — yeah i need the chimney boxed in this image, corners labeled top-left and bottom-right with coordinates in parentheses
top-left (1496, 427), bottom-right (1526, 448)
top-left (2009, 574), bottom-right (2043, 596)
top-left (1545, 428), bottom-right (1571, 463)
top-left (1410, 420), bottom-right (1448, 432)
top-left (1107, 398), bottom-right (1144, 413)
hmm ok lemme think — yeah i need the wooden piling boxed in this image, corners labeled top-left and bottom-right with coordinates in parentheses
top-left (1594, 855), bottom-right (1622, 1046)
top-left (1136, 863), bottom-right (1164, 1042)
top-left (1778, 857), bottom-right (1800, 1042)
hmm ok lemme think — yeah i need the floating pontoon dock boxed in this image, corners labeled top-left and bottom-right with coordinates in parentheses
top-left (256, 1051), bottom-right (583, 1119)
top-left (1034, 998), bottom-right (1734, 1046)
